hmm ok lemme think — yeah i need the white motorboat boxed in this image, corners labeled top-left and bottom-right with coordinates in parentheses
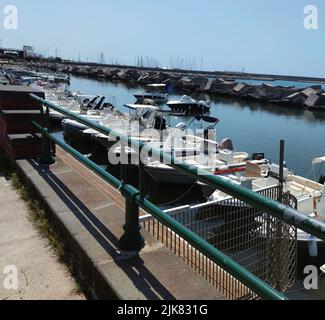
top-left (196, 157), bottom-right (325, 268)
top-left (82, 104), bottom-right (171, 150)
top-left (167, 95), bottom-right (211, 114)
top-left (144, 149), bottom-right (251, 185)
top-left (205, 159), bottom-right (325, 216)
top-left (61, 96), bottom-right (115, 139)
top-left (104, 111), bottom-right (221, 167)
top-left (134, 84), bottom-right (168, 104)
top-left (31, 81), bottom-right (99, 124)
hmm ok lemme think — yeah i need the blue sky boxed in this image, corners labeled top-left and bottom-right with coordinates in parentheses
top-left (0, 0), bottom-right (324, 77)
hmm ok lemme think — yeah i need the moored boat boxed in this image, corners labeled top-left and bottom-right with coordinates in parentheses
top-left (134, 84), bottom-right (168, 104)
top-left (167, 95), bottom-right (211, 114)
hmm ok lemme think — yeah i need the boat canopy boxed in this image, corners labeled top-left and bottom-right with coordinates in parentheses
top-left (312, 157), bottom-right (325, 166)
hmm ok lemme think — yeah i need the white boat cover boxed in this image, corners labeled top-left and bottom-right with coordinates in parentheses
top-left (125, 104), bottom-right (159, 110)
top-left (312, 157), bottom-right (325, 166)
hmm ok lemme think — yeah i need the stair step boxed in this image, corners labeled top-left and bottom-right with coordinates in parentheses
top-left (7, 133), bottom-right (42, 148)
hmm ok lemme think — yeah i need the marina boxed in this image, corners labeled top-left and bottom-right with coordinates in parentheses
top-left (66, 74), bottom-right (325, 177)
top-left (1, 1), bottom-right (325, 304)
top-left (1, 62), bottom-right (325, 302)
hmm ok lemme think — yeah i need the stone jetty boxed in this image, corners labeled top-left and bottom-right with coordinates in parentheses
top-left (13, 61), bottom-right (325, 111)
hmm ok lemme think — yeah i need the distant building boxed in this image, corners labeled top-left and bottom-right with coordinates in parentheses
top-left (0, 48), bottom-right (25, 59)
top-left (23, 45), bottom-right (35, 57)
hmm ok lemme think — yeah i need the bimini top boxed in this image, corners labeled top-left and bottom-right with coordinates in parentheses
top-left (312, 157), bottom-right (325, 166)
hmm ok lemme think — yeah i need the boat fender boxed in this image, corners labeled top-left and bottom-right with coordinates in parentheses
top-left (319, 175), bottom-right (325, 185)
top-left (308, 235), bottom-right (318, 258)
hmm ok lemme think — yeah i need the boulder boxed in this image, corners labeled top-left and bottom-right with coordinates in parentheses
top-left (232, 83), bottom-right (247, 94)
top-left (305, 93), bottom-right (321, 108)
top-left (212, 81), bottom-right (237, 94)
top-left (317, 93), bottom-right (325, 105)
top-left (301, 87), bottom-right (320, 98)
top-left (284, 92), bottom-right (306, 107)
top-left (180, 76), bottom-right (192, 84)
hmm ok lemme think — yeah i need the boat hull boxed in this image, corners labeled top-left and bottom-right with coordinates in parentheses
top-left (167, 102), bottom-right (210, 114)
top-left (134, 94), bottom-right (168, 104)
top-left (145, 165), bottom-right (196, 185)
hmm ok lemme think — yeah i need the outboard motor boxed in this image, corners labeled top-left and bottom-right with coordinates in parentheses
top-left (154, 116), bottom-right (167, 130)
top-left (319, 175), bottom-right (325, 185)
top-left (219, 138), bottom-right (234, 151)
top-left (252, 153), bottom-right (265, 161)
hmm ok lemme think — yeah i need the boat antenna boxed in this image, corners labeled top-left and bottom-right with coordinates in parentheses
top-left (279, 140), bottom-right (285, 198)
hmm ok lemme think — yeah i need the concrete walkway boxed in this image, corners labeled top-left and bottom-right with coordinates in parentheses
top-left (0, 174), bottom-right (84, 300)
top-left (13, 149), bottom-right (226, 300)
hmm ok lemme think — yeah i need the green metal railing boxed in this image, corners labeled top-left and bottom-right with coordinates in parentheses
top-left (28, 93), bottom-right (325, 300)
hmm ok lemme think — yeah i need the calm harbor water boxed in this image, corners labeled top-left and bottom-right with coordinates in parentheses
top-left (70, 75), bottom-right (325, 179)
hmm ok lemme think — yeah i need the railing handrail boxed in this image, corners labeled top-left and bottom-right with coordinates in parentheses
top-left (29, 93), bottom-right (325, 242)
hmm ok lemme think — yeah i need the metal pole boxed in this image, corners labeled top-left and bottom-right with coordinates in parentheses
top-left (279, 140), bottom-right (285, 197)
top-left (118, 193), bottom-right (145, 252)
top-left (118, 139), bottom-right (145, 251)
top-left (39, 106), bottom-right (55, 165)
top-left (139, 146), bottom-right (146, 202)
top-left (120, 140), bottom-right (126, 184)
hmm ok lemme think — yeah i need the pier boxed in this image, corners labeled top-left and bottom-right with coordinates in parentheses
top-left (1, 84), bottom-right (325, 300)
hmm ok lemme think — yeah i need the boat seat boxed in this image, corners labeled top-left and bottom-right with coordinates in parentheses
top-left (245, 161), bottom-right (263, 178)
top-left (289, 181), bottom-right (317, 195)
top-left (289, 175), bottom-right (323, 191)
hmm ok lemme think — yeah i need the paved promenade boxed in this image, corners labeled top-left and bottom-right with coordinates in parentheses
top-left (11, 148), bottom-right (226, 300)
top-left (0, 173), bottom-right (84, 300)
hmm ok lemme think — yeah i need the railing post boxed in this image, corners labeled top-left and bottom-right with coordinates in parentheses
top-left (118, 192), bottom-right (145, 252)
top-left (139, 148), bottom-right (146, 202)
top-left (39, 106), bottom-right (55, 165)
top-left (118, 143), bottom-right (145, 252)
top-left (119, 139), bottom-right (126, 184)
